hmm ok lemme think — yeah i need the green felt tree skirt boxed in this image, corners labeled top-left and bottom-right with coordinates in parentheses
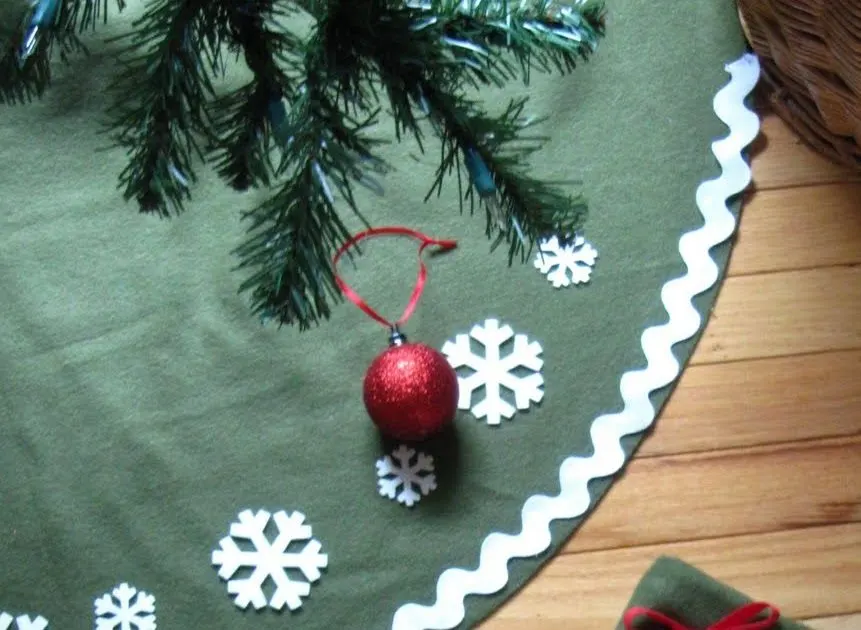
top-left (0, 1), bottom-right (752, 629)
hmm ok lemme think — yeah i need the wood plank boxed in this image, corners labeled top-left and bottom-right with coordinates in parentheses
top-left (806, 614), bottom-right (861, 630)
top-left (483, 524), bottom-right (861, 630)
top-left (729, 183), bottom-right (861, 277)
top-left (566, 436), bottom-right (861, 553)
top-left (640, 350), bottom-right (861, 457)
top-left (751, 115), bottom-right (861, 190)
top-left (691, 266), bottom-right (861, 365)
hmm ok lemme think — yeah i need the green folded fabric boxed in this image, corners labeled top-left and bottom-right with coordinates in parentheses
top-left (617, 557), bottom-right (809, 630)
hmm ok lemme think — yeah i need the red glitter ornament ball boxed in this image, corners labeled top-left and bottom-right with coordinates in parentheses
top-left (363, 341), bottom-right (459, 442)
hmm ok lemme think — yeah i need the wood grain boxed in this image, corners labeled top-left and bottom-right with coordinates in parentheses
top-left (806, 615), bottom-right (861, 630)
top-left (728, 183), bottom-right (861, 277)
top-left (752, 116), bottom-right (861, 190)
top-left (641, 350), bottom-right (861, 456)
top-left (691, 266), bottom-right (861, 365)
top-left (485, 524), bottom-right (861, 630)
top-left (567, 436), bottom-right (861, 553)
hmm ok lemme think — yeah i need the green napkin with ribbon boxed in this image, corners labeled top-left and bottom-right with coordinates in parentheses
top-left (617, 557), bottom-right (809, 630)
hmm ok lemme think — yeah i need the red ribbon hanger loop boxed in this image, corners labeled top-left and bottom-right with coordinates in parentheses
top-left (332, 226), bottom-right (457, 330)
top-left (623, 603), bottom-right (780, 630)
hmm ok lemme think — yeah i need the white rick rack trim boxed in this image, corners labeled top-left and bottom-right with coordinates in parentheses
top-left (391, 53), bottom-right (762, 630)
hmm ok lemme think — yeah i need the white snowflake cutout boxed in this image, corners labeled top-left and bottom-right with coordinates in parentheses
top-left (0, 613), bottom-right (48, 630)
top-left (442, 318), bottom-right (544, 425)
top-left (534, 234), bottom-right (598, 288)
top-left (94, 583), bottom-right (156, 630)
top-left (212, 509), bottom-right (328, 612)
top-left (376, 445), bottom-right (437, 507)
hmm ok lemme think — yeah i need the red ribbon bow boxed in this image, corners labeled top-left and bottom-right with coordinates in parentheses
top-left (623, 602), bottom-right (780, 630)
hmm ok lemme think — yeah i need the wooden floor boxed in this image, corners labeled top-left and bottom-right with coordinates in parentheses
top-left (484, 112), bottom-right (861, 629)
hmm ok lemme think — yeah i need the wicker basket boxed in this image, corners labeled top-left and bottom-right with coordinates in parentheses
top-left (737, 0), bottom-right (861, 169)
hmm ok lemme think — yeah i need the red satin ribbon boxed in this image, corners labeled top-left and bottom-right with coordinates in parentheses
top-left (332, 226), bottom-right (457, 329)
top-left (623, 603), bottom-right (780, 630)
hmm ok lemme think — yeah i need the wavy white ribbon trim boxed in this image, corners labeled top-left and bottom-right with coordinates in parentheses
top-left (391, 53), bottom-right (762, 630)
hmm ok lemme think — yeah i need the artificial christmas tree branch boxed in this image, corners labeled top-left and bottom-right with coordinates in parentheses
top-left (233, 67), bottom-right (385, 327)
top-left (0, 0), bottom-right (114, 103)
top-left (412, 0), bottom-right (606, 83)
top-left (0, 0), bottom-right (606, 329)
top-left (208, 2), bottom-right (304, 190)
top-left (106, 0), bottom-right (222, 217)
top-left (418, 81), bottom-right (587, 261)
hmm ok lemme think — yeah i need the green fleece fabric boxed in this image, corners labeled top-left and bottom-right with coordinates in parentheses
top-left (0, 1), bottom-right (748, 629)
top-left (617, 557), bottom-right (810, 630)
